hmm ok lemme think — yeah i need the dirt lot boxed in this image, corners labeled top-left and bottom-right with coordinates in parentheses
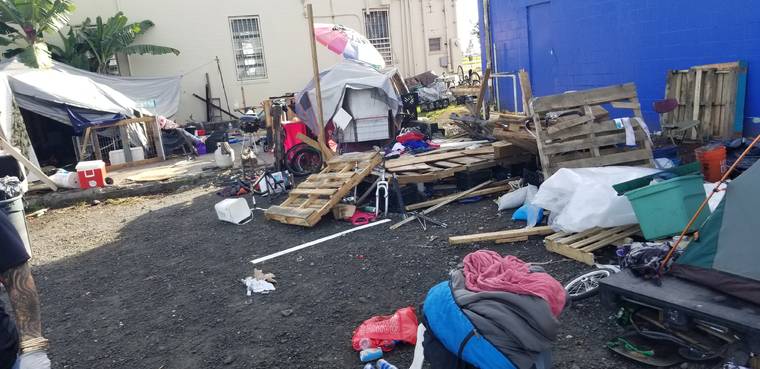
top-left (26, 186), bottom-right (653, 369)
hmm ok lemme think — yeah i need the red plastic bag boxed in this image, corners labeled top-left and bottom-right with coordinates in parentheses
top-left (351, 307), bottom-right (419, 352)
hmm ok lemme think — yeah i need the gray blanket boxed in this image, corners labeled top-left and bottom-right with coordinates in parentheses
top-left (450, 270), bottom-right (560, 369)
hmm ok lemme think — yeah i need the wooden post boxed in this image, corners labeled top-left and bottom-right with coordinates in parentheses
top-left (475, 67), bottom-right (492, 119)
top-left (241, 86), bottom-right (247, 112)
top-left (272, 104), bottom-right (284, 172)
top-left (306, 4), bottom-right (334, 161)
top-left (518, 69), bottom-right (533, 115)
top-left (205, 73), bottom-right (212, 122)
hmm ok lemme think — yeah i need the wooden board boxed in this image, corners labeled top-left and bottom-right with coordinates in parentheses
top-left (265, 151), bottom-right (382, 227)
top-left (531, 83), bottom-right (655, 177)
top-left (544, 225), bottom-right (640, 265)
top-left (449, 226), bottom-right (555, 245)
top-left (0, 136), bottom-right (58, 191)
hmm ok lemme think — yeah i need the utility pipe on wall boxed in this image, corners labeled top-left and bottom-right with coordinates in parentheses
top-left (419, 0), bottom-right (429, 72)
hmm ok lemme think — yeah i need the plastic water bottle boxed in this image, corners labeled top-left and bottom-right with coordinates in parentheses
top-left (376, 359), bottom-right (398, 369)
top-left (359, 338), bottom-right (383, 362)
top-left (362, 364), bottom-right (374, 369)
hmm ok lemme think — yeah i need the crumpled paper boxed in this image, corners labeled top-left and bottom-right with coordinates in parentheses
top-left (241, 269), bottom-right (277, 296)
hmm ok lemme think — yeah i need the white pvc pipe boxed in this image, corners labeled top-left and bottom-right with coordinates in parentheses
top-left (250, 219), bottom-right (392, 264)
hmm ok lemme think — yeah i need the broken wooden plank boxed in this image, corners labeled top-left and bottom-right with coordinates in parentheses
top-left (449, 226), bottom-right (555, 245)
top-left (391, 180), bottom-right (493, 230)
top-left (494, 236), bottom-right (530, 244)
top-left (532, 83), bottom-right (638, 113)
top-left (405, 184), bottom-right (511, 211)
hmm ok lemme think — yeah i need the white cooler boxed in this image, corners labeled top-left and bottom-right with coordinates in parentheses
top-left (215, 198), bottom-right (252, 225)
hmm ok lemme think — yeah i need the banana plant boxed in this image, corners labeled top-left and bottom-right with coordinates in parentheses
top-left (49, 27), bottom-right (92, 70)
top-left (78, 12), bottom-right (179, 74)
top-left (0, 0), bottom-right (75, 68)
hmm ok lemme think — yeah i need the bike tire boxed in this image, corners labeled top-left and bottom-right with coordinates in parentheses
top-left (564, 267), bottom-right (617, 301)
top-left (286, 144), bottom-right (322, 176)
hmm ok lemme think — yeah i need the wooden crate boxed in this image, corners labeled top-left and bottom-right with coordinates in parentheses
top-left (265, 151), bottom-right (381, 227)
top-left (531, 83), bottom-right (655, 178)
top-left (544, 225), bottom-right (640, 265)
top-left (663, 61), bottom-right (747, 140)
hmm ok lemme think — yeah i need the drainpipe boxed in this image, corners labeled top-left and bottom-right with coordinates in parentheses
top-left (442, 0), bottom-right (452, 73)
top-left (405, 0), bottom-right (417, 74)
top-left (419, 0), bottom-right (429, 71)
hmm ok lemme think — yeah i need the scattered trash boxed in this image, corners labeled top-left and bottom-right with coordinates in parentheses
top-left (358, 338), bottom-right (383, 362)
top-left (375, 359), bottom-right (398, 369)
top-left (49, 169), bottom-right (79, 189)
top-left (241, 269), bottom-right (277, 296)
top-left (351, 307), bottom-right (418, 352)
top-left (0, 176), bottom-right (22, 199)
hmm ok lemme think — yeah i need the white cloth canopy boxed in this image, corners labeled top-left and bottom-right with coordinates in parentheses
top-left (0, 58), bottom-right (181, 172)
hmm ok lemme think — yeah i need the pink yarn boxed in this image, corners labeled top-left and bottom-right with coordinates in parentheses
top-left (463, 250), bottom-right (566, 317)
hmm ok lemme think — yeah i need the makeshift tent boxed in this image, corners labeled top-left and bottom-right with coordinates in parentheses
top-left (671, 160), bottom-right (760, 305)
top-left (295, 59), bottom-right (401, 142)
top-left (0, 58), bottom-right (181, 169)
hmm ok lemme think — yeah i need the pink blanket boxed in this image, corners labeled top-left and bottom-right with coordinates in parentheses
top-left (463, 251), bottom-right (566, 317)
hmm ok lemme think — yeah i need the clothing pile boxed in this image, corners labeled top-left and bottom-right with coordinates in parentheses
top-left (385, 128), bottom-right (440, 157)
top-left (421, 251), bottom-right (566, 369)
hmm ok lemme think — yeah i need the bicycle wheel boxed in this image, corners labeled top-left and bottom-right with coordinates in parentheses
top-left (286, 144), bottom-right (322, 176)
top-left (470, 71), bottom-right (481, 86)
top-left (457, 65), bottom-right (466, 85)
top-left (564, 267), bottom-right (617, 301)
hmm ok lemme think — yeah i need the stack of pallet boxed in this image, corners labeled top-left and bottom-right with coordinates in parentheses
top-left (385, 143), bottom-right (532, 185)
top-left (544, 225), bottom-right (641, 265)
top-left (663, 61), bottom-right (747, 140)
top-left (531, 83), bottom-right (656, 177)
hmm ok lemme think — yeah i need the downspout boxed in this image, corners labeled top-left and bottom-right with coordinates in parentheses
top-left (405, 0), bottom-right (417, 74)
top-left (442, 0), bottom-right (452, 73)
top-left (419, 0), bottom-right (429, 71)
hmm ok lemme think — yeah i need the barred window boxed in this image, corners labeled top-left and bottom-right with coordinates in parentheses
top-left (229, 16), bottom-right (267, 80)
top-left (365, 9), bottom-right (393, 65)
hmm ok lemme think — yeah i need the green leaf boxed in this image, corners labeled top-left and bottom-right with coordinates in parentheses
top-left (121, 44), bottom-right (180, 56)
top-left (17, 41), bottom-right (53, 69)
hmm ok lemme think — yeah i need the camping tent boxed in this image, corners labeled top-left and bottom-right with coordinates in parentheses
top-left (671, 160), bottom-right (760, 305)
top-left (0, 58), bottom-right (181, 169)
top-left (295, 59), bottom-right (401, 141)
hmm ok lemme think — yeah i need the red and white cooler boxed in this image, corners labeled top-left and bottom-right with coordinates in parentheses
top-left (75, 160), bottom-right (107, 189)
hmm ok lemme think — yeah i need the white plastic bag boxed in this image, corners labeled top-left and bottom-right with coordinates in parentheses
top-left (496, 185), bottom-right (537, 211)
top-left (49, 169), bottom-right (79, 189)
top-left (532, 167), bottom-right (661, 233)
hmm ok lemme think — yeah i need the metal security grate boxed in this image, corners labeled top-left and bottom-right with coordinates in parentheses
top-left (229, 16), bottom-right (267, 80)
top-left (428, 37), bottom-right (442, 53)
top-left (364, 9), bottom-right (393, 65)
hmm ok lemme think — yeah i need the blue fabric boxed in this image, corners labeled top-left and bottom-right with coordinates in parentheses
top-left (512, 204), bottom-right (544, 223)
top-left (65, 106), bottom-right (128, 135)
top-left (423, 282), bottom-right (517, 369)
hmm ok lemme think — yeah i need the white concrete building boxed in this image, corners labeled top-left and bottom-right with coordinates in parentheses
top-left (68, 0), bottom-right (465, 123)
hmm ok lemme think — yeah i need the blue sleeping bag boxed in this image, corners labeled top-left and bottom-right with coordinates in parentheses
top-left (423, 281), bottom-right (518, 369)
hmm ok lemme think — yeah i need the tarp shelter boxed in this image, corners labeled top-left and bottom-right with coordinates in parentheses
top-left (295, 59), bottom-right (401, 142)
top-left (672, 160), bottom-right (760, 305)
top-left (0, 58), bottom-right (181, 168)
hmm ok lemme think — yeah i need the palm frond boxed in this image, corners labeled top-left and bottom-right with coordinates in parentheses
top-left (121, 44), bottom-right (180, 56)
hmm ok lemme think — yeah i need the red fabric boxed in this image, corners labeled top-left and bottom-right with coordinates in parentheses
top-left (396, 131), bottom-right (426, 144)
top-left (282, 121), bottom-right (307, 151)
top-left (463, 251), bottom-right (566, 317)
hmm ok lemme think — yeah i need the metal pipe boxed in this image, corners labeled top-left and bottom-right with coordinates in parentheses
top-left (491, 72), bottom-right (520, 114)
top-left (419, 0), bottom-right (429, 71)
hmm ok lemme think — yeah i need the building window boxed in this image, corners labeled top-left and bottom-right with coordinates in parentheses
top-left (364, 9), bottom-right (393, 65)
top-left (428, 37), bottom-right (442, 53)
top-left (229, 16), bottom-right (267, 80)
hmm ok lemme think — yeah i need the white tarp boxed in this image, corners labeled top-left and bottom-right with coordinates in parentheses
top-left (532, 167), bottom-right (662, 233)
top-left (0, 58), bottom-right (181, 174)
top-left (294, 59), bottom-right (401, 135)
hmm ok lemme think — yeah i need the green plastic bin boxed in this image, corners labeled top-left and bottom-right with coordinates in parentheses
top-left (624, 175), bottom-right (709, 240)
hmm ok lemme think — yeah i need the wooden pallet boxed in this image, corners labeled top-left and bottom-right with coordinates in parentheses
top-left (544, 225), bottom-right (640, 265)
top-left (385, 144), bottom-right (532, 184)
top-left (663, 61), bottom-right (746, 140)
top-left (265, 151), bottom-right (382, 227)
top-left (531, 83), bottom-right (656, 178)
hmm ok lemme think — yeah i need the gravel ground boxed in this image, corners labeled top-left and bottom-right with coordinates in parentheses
top-left (25, 186), bottom-right (663, 369)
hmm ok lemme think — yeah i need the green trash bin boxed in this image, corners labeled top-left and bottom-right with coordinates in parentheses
top-left (0, 195), bottom-right (30, 250)
top-left (624, 175), bottom-right (709, 240)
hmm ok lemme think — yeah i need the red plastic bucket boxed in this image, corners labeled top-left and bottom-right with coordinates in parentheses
top-left (695, 145), bottom-right (726, 182)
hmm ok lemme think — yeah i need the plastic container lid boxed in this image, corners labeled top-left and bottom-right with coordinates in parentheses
top-left (624, 175), bottom-right (703, 201)
top-left (76, 160), bottom-right (106, 171)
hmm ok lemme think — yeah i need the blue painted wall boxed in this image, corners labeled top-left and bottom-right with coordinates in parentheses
top-left (478, 0), bottom-right (760, 136)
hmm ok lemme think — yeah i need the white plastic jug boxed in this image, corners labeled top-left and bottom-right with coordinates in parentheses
top-left (214, 144), bottom-right (235, 168)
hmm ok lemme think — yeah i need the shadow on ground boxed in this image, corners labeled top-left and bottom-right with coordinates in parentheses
top-left (29, 188), bottom-right (651, 369)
